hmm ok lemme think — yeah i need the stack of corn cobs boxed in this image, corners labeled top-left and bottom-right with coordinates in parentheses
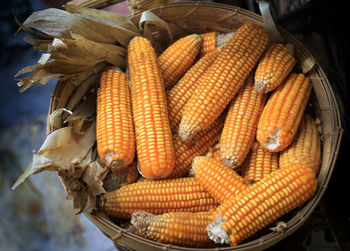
top-left (96, 23), bottom-right (321, 247)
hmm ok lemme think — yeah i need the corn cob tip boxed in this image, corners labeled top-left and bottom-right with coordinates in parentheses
top-left (105, 150), bottom-right (126, 172)
top-left (178, 128), bottom-right (193, 142)
top-left (188, 156), bottom-right (199, 176)
top-left (105, 66), bottom-right (122, 72)
top-left (261, 128), bottom-right (281, 151)
top-left (131, 211), bottom-right (157, 235)
top-left (206, 214), bottom-right (230, 245)
top-left (190, 156), bottom-right (207, 175)
top-left (194, 33), bottom-right (201, 39)
top-left (188, 166), bottom-right (195, 177)
top-left (216, 32), bottom-right (235, 50)
top-left (254, 79), bottom-right (267, 93)
top-left (222, 157), bottom-right (236, 169)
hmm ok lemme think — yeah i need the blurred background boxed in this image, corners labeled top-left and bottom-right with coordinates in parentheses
top-left (0, 0), bottom-right (349, 250)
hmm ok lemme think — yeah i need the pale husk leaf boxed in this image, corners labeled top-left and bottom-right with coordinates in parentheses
top-left (64, 3), bottom-right (139, 33)
top-left (49, 108), bottom-right (73, 129)
top-left (257, 0), bottom-right (284, 44)
top-left (64, 66), bottom-right (103, 112)
top-left (139, 10), bottom-right (186, 52)
top-left (12, 121), bottom-right (96, 194)
top-left (22, 8), bottom-right (139, 46)
top-left (48, 34), bottom-right (127, 67)
top-left (38, 121), bottom-right (96, 167)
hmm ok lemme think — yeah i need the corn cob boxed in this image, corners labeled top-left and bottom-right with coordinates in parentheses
top-left (279, 113), bottom-right (321, 174)
top-left (207, 164), bottom-right (318, 246)
top-left (192, 156), bottom-right (249, 204)
top-left (168, 115), bottom-right (224, 179)
top-left (128, 36), bottom-right (175, 179)
top-left (200, 31), bottom-right (218, 56)
top-left (96, 68), bottom-right (135, 172)
top-left (257, 73), bottom-right (312, 152)
top-left (241, 142), bottom-right (279, 183)
top-left (254, 43), bottom-right (297, 93)
top-left (99, 177), bottom-right (218, 219)
top-left (179, 23), bottom-right (269, 141)
top-left (158, 34), bottom-right (202, 90)
top-left (220, 74), bottom-right (267, 169)
top-left (167, 51), bottom-right (219, 131)
top-left (131, 210), bottom-right (215, 247)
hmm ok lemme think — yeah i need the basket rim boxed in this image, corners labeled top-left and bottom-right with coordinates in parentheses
top-left (47, 2), bottom-right (344, 250)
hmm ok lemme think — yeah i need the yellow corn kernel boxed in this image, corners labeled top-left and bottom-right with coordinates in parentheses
top-left (167, 51), bottom-right (219, 131)
top-left (128, 36), bottom-right (175, 179)
top-left (279, 113), bottom-right (321, 174)
top-left (220, 74), bottom-right (267, 169)
top-left (158, 34), bottom-right (202, 90)
top-left (257, 73), bottom-right (312, 152)
top-left (131, 210), bottom-right (215, 247)
top-left (178, 23), bottom-right (269, 141)
top-left (99, 177), bottom-right (218, 219)
top-left (96, 68), bottom-right (135, 172)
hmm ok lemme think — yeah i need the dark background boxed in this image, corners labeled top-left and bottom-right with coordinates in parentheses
top-left (0, 0), bottom-right (349, 250)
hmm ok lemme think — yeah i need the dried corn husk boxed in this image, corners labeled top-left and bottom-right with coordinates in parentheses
top-left (13, 5), bottom-right (186, 213)
top-left (14, 4), bottom-right (184, 92)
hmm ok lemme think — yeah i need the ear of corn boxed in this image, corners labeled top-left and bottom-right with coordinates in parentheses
top-left (168, 115), bottom-right (224, 179)
top-left (99, 177), bottom-right (218, 219)
top-left (192, 156), bottom-right (249, 204)
top-left (167, 50), bottom-right (220, 132)
top-left (241, 142), bottom-right (279, 183)
top-left (254, 43), bottom-right (297, 93)
top-left (128, 36), bottom-right (175, 180)
top-left (179, 23), bottom-right (269, 141)
top-left (200, 31), bottom-right (219, 56)
top-left (158, 34), bottom-right (202, 90)
top-left (96, 68), bottom-right (135, 172)
top-left (220, 74), bottom-right (267, 169)
top-left (131, 210), bottom-right (215, 247)
top-left (279, 113), bottom-right (321, 173)
top-left (257, 73), bottom-right (312, 152)
top-left (207, 165), bottom-right (318, 246)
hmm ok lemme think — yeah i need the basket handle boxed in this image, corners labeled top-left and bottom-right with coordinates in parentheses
top-left (256, 0), bottom-right (284, 44)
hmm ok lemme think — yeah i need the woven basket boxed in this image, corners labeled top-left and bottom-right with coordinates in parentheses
top-left (47, 2), bottom-right (343, 251)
